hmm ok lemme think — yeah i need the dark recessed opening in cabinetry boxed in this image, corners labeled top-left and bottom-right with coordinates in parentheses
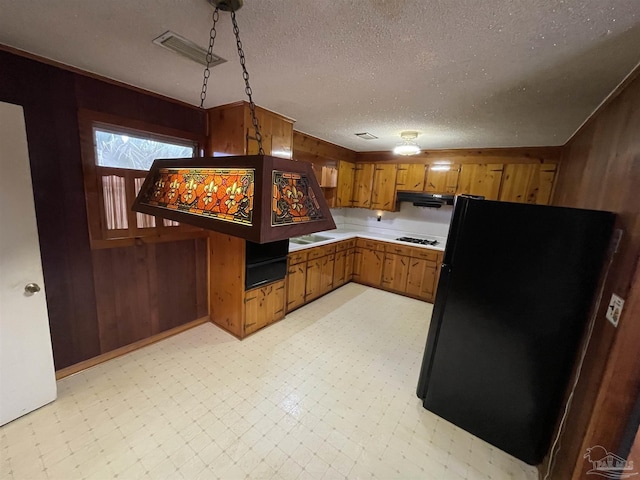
top-left (245, 239), bottom-right (289, 290)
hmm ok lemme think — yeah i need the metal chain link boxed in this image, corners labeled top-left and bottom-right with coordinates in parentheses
top-left (231, 10), bottom-right (264, 155)
top-left (199, 8), bottom-right (220, 109)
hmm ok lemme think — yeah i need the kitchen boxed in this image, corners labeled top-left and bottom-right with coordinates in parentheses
top-left (1, 1), bottom-right (640, 479)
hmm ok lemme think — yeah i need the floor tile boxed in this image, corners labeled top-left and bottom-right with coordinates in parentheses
top-left (0, 283), bottom-right (537, 479)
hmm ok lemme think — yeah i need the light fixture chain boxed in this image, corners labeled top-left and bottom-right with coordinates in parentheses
top-left (230, 10), bottom-right (264, 155)
top-left (200, 7), bottom-right (220, 109)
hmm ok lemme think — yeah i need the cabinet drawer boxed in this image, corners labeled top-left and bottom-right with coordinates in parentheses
top-left (335, 240), bottom-right (351, 252)
top-left (410, 248), bottom-right (439, 262)
top-left (289, 251), bottom-right (308, 265)
top-left (307, 244), bottom-right (335, 260)
top-left (356, 238), bottom-right (385, 251)
top-left (385, 244), bottom-right (413, 256)
top-left (346, 239), bottom-right (356, 249)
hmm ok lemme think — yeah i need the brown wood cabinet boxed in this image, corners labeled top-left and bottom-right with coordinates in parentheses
top-left (371, 164), bottom-right (398, 211)
top-left (457, 163), bottom-right (505, 200)
top-left (305, 258), bottom-right (322, 303)
top-left (381, 253), bottom-right (410, 292)
top-left (207, 101), bottom-right (294, 157)
top-left (333, 249), bottom-right (347, 287)
top-left (336, 160), bottom-right (356, 207)
top-left (425, 164), bottom-right (460, 194)
top-left (286, 262), bottom-right (307, 312)
top-left (352, 238), bottom-right (442, 303)
top-left (499, 163), bottom-right (557, 204)
top-left (352, 163), bottom-right (375, 208)
top-left (396, 163), bottom-right (427, 191)
top-left (244, 280), bottom-right (286, 335)
top-left (354, 239), bottom-right (384, 286)
top-left (320, 254), bottom-right (335, 295)
top-left (209, 231), bottom-right (289, 338)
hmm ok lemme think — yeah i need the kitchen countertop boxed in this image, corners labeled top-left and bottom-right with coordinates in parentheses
top-left (288, 229), bottom-right (446, 253)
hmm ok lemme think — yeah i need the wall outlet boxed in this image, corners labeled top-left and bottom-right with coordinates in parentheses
top-left (606, 293), bottom-right (625, 327)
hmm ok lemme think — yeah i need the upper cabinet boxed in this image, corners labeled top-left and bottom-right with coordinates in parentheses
top-left (396, 164), bottom-right (427, 191)
top-left (207, 101), bottom-right (294, 157)
top-left (424, 164), bottom-right (460, 194)
top-left (336, 160), bottom-right (355, 207)
top-left (352, 163), bottom-right (376, 208)
top-left (457, 163), bottom-right (505, 200)
top-left (500, 163), bottom-right (557, 204)
top-left (371, 164), bottom-right (398, 211)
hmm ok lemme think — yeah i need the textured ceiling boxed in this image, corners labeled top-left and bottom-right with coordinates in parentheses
top-left (1, 0), bottom-right (639, 151)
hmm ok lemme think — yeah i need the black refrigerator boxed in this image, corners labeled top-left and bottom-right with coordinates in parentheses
top-left (416, 196), bottom-right (615, 465)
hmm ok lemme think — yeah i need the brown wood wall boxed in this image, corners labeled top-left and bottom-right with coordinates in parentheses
top-left (0, 49), bottom-right (208, 369)
top-left (549, 70), bottom-right (640, 479)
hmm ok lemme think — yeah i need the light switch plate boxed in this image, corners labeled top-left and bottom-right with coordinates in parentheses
top-left (606, 293), bottom-right (625, 327)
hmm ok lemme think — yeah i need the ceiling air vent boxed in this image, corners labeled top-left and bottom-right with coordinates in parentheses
top-left (152, 31), bottom-right (226, 67)
top-left (354, 132), bottom-right (378, 140)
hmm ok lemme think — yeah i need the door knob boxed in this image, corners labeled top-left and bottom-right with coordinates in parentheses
top-left (24, 283), bottom-right (41, 294)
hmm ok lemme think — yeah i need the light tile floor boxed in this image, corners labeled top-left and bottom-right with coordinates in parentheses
top-left (1, 283), bottom-right (538, 480)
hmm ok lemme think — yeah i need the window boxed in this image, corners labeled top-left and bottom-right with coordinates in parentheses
top-left (79, 110), bottom-right (205, 246)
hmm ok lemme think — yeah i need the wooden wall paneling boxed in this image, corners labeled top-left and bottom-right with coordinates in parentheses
top-left (154, 240), bottom-right (200, 332)
top-left (0, 52), bottom-right (102, 369)
top-left (195, 238), bottom-right (209, 318)
top-left (209, 231), bottom-right (245, 338)
top-left (356, 147), bottom-right (563, 165)
top-left (293, 131), bottom-right (357, 164)
top-left (1, 49), bottom-right (211, 370)
top-left (546, 68), bottom-right (640, 480)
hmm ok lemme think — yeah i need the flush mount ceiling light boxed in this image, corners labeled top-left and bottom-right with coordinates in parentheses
top-left (393, 131), bottom-right (421, 156)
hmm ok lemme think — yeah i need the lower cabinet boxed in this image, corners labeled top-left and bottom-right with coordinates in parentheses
top-left (286, 263), bottom-right (307, 312)
top-left (305, 258), bottom-right (322, 303)
top-left (406, 258), bottom-right (438, 302)
top-left (285, 237), bottom-right (441, 313)
top-left (381, 253), bottom-right (410, 293)
top-left (244, 280), bottom-right (286, 336)
top-left (354, 238), bottom-right (442, 303)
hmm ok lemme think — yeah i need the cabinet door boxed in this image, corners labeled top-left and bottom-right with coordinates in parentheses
top-left (371, 164), bottom-right (398, 211)
top-left (336, 161), bottom-right (355, 207)
top-left (396, 164), bottom-right (427, 191)
top-left (381, 253), bottom-right (409, 293)
top-left (305, 258), bottom-right (322, 302)
top-left (333, 250), bottom-right (346, 288)
top-left (244, 284), bottom-right (274, 335)
top-left (320, 254), bottom-right (335, 295)
top-left (528, 164), bottom-right (557, 205)
top-left (345, 248), bottom-right (355, 282)
top-left (286, 264), bottom-right (307, 312)
top-left (425, 165), bottom-right (460, 194)
top-left (352, 163), bottom-right (375, 208)
top-left (499, 164), bottom-right (557, 205)
top-left (358, 248), bottom-right (384, 286)
top-left (405, 258), bottom-right (437, 301)
top-left (457, 163), bottom-right (504, 200)
top-left (268, 281), bottom-right (286, 323)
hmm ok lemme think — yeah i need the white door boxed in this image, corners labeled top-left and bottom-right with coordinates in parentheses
top-left (0, 101), bottom-right (57, 425)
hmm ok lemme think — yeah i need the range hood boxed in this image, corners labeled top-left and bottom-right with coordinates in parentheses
top-left (132, 155), bottom-right (336, 243)
top-left (396, 191), bottom-right (455, 208)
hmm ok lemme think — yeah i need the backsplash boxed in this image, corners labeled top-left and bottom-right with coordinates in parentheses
top-left (330, 203), bottom-right (453, 238)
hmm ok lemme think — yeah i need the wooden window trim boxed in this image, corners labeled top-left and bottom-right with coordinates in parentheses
top-left (78, 109), bottom-right (207, 249)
